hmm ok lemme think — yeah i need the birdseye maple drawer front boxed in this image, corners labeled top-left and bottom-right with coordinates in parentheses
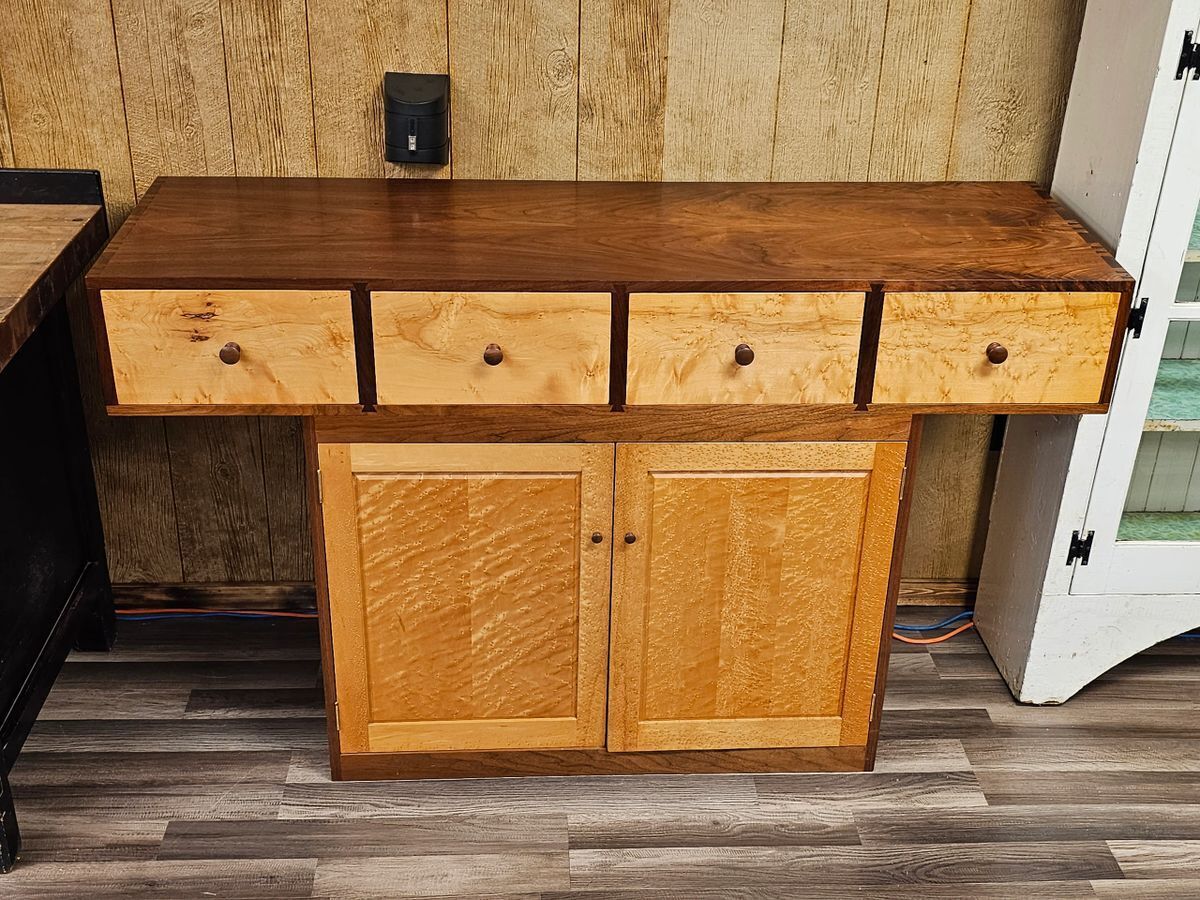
top-left (873, 291), bottom-right (1122, 405)
top-left (626, 292), bottom-right (864, 404)
top-left (101, 289), bottom-right (359, 405)
top-left (372, 291), bottom-right (611, 404)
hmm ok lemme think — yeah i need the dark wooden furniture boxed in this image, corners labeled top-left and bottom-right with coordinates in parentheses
top-left (85, 177), bottom-right (1132, 781)
top-left (0, 169), bottom-right (115, 871)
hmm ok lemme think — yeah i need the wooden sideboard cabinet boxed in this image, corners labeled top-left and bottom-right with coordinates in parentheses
top-left (86, 178), bottom-right (1133, 779)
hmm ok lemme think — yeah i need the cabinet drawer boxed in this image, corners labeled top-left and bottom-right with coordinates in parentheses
top-left (873, 291), bottom-right (1122, 404)
top-left (372, 292), bottom-right (610, 404)
top-left (101, 289), bottom-right (358, 405)
top-left (626, 292), bottom-right (863, 404)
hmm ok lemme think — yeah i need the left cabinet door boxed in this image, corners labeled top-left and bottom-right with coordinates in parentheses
top-left (318, 442), bottom-right (615, 754)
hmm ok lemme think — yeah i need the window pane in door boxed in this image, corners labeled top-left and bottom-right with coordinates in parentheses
top-left (1120, 198), bottom-right (1200, 541)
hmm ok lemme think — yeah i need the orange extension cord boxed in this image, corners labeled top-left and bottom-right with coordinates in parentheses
top-left (892, 621), bottom-right (975, 644)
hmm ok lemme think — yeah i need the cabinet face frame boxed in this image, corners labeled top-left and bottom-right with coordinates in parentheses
top-left (607, 441), bottom-right (906, 753)
top-left (317, 442), bottom-right (615, 754)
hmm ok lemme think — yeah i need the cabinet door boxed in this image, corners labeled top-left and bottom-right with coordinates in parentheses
top-left (608, 442), bottom-right (905, 752)
top-left (319, 443), bottom-right (614, 753)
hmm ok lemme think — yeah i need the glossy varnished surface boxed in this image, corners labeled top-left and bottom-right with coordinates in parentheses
top-left (8, 611), bottom-right (1200, 895)
top-left (89, 179), bottom-right (1130, 291)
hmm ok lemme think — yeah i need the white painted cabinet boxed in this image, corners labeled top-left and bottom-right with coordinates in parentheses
top-left (976, 0), bottom-right (1200, 702)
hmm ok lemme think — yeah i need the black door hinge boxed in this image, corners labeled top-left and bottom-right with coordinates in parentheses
top-left (1178, 30), bottom-right (1199, 79)
top-left (1066, 530), bottom-right (1094, 566)
top-left (1127, 297), bottom-right (1149, 338)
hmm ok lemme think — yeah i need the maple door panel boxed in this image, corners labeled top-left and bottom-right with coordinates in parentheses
top-left (608, 442), bottom-right (905, 752)
top-left (319, 443), bottom-right (614, 753)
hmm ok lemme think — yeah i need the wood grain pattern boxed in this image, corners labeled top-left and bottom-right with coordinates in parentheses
top-left (88, 180), bottom-right (1130, 292)
top-left (16, 607), bottom-right (1200, 894)
top-left (306, 0), bottom-right (449, 179)
top-left (660, 1), bottom-right (786, 181)
top-left (771, 0), bottom-right (886, 180)
top-left (219, 0), bottom-right (316, 177)
top-left (164, 417), bottom-right (273, 582)
top-left (868, 0), bottom-right (972, 181)
top-left (313, 405), bottom-right (915, 443)
top-left (259, 417), bottom-right (313, 581)
top-left (111, 0), bottom-right (234, 196)
top-left (0, 0), bottom-right (1093, 596)
top-left (102, 290), bottom-right (359, 406)
top-left (0, 204), bottom-right (103, 371)
top-left (948, 0), bottom-right (1087, 185)
top-left (902, 415), bottom-right (994, 580)
top-left (873, 291), bottom-right (1122, 404)
top-left (626, 292), bottom-right (863, 405)
top-left (576, 0), bottom-right (667, 180)
top-left (607, 442), bottom-right (904, 753)
top-left (372, 292), bottom-right (610, 405)
top-left (0, 70), bottom-right (13, 166)
top-left (447, 0), bottom-right (578, 179)
top-left (319, 443), bottom-right (614, 753)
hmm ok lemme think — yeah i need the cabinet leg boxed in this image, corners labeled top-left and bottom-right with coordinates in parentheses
top-left (0, 769), bottom-right (19, 873)
top-left (72, 579), bottom-right (115, 653)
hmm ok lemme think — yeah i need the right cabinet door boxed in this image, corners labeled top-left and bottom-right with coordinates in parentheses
top-left (607, 442), bottom-right (905, 752)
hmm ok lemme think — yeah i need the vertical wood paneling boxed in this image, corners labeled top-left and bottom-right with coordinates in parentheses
top-left (0, 71), bottom-right (13, 166)
top-left (0, 0), bottom-right (183, 583)
top-left (165, 418), bottom-right (273, 581)
top-left (948, 0), bottom-right (1086, 184)
top-left (112, 0), bottom-right (234, 196)
top-left (577, 0), bottom-right (668, 180)
top-left (219, 0), bottom-right (316, 176)
top-left (771, 0), bottom-right (886, 180)
top-left (902, 415), bottom-right (995, 580)
top-left (448, 0), bottom-right (578, 179)
top-left (661, 1), bottom-right (787, 181)
top-left (259, 417), bottom-right (313, 581)
top-left (0, 1), bottom-right (137, 217)
top-left (307, 0), bottom-right (448, 179)
top-left (0, 0), bottom-right (1089, 587)
top-left (869, 0), bottom-right (973, 181)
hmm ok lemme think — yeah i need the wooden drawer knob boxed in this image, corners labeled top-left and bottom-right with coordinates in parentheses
top-left (219, 341), bottom-right (241, 365)
top-left (624, 532), bottom-right (637, 544)
top-left (483, 343), bottom-right (504, 366)
top-left (734, 343), bottom-right (755, 366)
top-left (985, 342), bottom-right (1009, 365)
top-left (591, 532), bottom-right (604, 544)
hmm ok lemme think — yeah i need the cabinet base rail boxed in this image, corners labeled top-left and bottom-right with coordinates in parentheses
top-left (336, 745), bottom-right (869, 781)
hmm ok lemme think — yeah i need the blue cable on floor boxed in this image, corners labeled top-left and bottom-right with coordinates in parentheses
top-left (892, 610), bottom-right (973, 632)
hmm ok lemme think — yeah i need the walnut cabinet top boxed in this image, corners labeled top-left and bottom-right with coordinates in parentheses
top-left (89, 178), bottom-right (1130, 293)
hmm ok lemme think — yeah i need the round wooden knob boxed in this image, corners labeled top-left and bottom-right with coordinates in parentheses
top-left (219, 342), bottom-right (241, 365)
top-left (483, 343), bottom-right (504, 366)
top-left (624, 532), bottom-right (637, 544)
top-left (591, 532), bottom-right (604, 544)
top-left (985, 342), bottom-right (1009, 365)
top-left (734, 343), bottom-right (755, 366)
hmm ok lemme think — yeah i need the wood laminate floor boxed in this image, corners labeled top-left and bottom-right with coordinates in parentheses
top-left (3, 607), bottom-right (1199, 898)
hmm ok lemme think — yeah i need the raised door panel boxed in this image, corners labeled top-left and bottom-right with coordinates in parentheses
top-left (101, 289), bottom-right (359, 405)
top-left (372, 291), bottom-right (611, 404)
top-left (608, 442), bottom-right (905, 752)
top-left (873, 291), bottom-right (1121, 404)
top-left (626, 292), bottom-right (863, 404)
top-left (320, 442), bottom-right (614, 753)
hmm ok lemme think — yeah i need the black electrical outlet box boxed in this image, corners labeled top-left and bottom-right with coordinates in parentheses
top-left (384, 72), bottom-right (449, 166)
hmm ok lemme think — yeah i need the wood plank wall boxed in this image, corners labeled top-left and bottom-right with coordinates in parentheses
top-left (0, 0), bottom-right (1087, 589)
